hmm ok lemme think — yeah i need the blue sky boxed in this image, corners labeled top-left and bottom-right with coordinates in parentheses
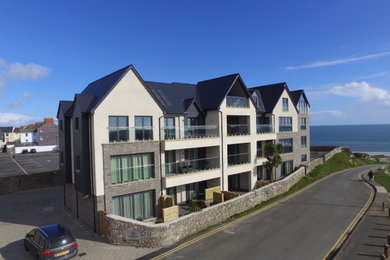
top-left (1, 0), bottom-right (390, 126)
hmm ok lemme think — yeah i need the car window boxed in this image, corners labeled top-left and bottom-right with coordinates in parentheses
top-left (33, 232), bottom-right (41, 244)
top-left (48, 235), bottom-right (75, 249)
top-left (28, 230), bottom-right (36, 238)
top-left (38, 236), bottom-right (45, 248)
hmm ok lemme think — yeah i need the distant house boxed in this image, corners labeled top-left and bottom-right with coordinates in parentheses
top-left (20, 118), bottom-right (58, 146)
top-left (0, 127), bottom-right (20, 147)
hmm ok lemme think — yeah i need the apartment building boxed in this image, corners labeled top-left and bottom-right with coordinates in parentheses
top-left (57, 65), bottom-right (310, 232)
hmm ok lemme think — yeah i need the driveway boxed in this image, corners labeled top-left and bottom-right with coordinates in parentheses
top-left (0, 186), bottom-right (157, 260)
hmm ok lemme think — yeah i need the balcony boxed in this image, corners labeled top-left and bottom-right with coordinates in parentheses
top-left (226, 96), bottom-right (249, 108)
top-left (164, 156), bottom-right (220, 177)
top-left (227, 124), bottom-right (249, 136)
top-left (108, 126), bottom-right (153, 143)
top-left (279, 126), bottom-right (292, 132)
top-left (256, 124), bottom-right (274, 134)
top-left (161, 125), bottom-right (219, 140)
top-left (228, 152), bottom-right (249, 166)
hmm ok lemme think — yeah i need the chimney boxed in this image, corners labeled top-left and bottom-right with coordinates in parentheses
top-left (44, 118), bottom-right (54, 124)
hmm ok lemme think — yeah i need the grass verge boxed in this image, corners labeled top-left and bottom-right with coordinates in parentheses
top-left (226, 152), bottom-right (362, 221)
top-left (374, 168), bottom-right (390, 192)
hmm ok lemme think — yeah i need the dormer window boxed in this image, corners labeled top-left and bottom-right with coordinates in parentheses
top-left (298, 96), bottom-right (308, 113)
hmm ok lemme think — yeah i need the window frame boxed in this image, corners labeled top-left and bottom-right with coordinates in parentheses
top-left (282, 98), bottom-right (289, 111)
top-left (279, 138), bottom-right (293, 154)
top-left (301, 136), bottom-right (307, 148)
top-left (112, 190), bottom-right (155, 221)
top-left (109, 116), bottom-right (129, 142)
top-left (135, 116), bottom-right (153, 141)
top-left (279, 117), bottom-right (292, 132)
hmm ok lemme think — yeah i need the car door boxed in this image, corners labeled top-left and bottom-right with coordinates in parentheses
top-left (26, 230), bottom-right (36, 251)
top-left (32, 231), bottom-right (44, 258)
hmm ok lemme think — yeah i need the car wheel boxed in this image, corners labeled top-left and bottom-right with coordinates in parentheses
top-left (24, 240), bottom-right (28, 251)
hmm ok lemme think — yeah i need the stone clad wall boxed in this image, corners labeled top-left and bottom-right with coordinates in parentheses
top-left (105, 147), bottom-right (343, 248)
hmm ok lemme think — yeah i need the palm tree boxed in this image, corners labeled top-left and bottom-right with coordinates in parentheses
top-left (263, 142), bottom-right (283, 182)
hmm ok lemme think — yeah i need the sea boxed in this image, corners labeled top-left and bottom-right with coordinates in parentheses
top-left (310, 124), bottom-right (390, 156)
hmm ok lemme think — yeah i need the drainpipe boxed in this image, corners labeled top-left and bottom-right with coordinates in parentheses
top-left (159, 115), bottom-right (164, 196)
top-left (219, 111), bottom-right (225, 191)
top-left (88, 115), bottom-right (97, 233)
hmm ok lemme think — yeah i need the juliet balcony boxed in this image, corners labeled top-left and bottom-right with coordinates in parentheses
top-left (108, 126), bottom-right (154, 143)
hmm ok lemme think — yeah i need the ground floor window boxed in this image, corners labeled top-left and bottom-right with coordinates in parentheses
top-left (110, 153), bottom-right (154, 184)
top-left (301, 154), bottom-right (307, 162)
top-left (257, 166), bottom-right (263, 180)
top-left (166, 187), bottom-right (177, 205)
top-left (112, 190), bottom-right (154, 221)
top-left (281, 160), bottom-right (293, 177)
top-left (228, 174), bottom-right (240, 191)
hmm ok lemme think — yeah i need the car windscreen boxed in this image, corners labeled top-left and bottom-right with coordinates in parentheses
top-left (47, 235), bottom-right (75, 249)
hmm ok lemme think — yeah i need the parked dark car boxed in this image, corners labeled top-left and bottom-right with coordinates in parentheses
top-left (30, 148), bottom-right (37, 153)
top-left (22, 149), bottom-right (29, 154)
top-left (24, 224), bottom-right (78, 259)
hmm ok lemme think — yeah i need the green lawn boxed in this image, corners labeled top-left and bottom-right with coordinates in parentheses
top-left (374, 171), bottom-right (390, 192)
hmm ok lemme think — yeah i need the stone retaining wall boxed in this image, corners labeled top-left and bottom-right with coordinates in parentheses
top-left (105, 147), bottom-right (343, 248)
top-left (0, 171), bottom-right (63, 195)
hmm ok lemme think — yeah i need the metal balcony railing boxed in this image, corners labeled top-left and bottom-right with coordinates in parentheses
top-left (164, 156), bottom-right (220, 176)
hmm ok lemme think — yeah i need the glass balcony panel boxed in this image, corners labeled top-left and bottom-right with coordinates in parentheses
top-left (227, 124), bottom-right (249, 136)
top-left (161, 125), bottom-right (218, 140)
top-left (226, 96), bottom-right (249, 108)
top-left (279, 126), bottom-right (292, 132)
top-left (164, 156), bottom-right (220, 176)
top-left (227, 153), bottom-right (249, 166)
top-left (108, 127), bottom-right (154, 142)
top-left (256, 124), bottom-right (274, 134)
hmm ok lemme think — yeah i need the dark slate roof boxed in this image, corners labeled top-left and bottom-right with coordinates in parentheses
top-left (290, 89), bottom-right (311, 107)
top-left (196, 74), bottom-right (239, 110)
top-left (144, 81), bottom-right (197, 114)
top-left (73, 94), bottom-right (96, 114)
top-left (249, 83), bottom-right (287, 112)
top-left (81, 65), bottom-right (131, 112)
top-left (0, 127), bottom-right (13, 133)
top-left (248, 89), bottom-right (266, 113)
top-left (57, 101), bottom-right (74, 118)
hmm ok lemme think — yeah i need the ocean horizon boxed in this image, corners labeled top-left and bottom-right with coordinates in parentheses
top-left (310, 124), bottom-right (390, 156)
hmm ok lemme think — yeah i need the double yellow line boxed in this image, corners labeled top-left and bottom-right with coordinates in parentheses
top-left (323, 172), bottom-right (375, 259)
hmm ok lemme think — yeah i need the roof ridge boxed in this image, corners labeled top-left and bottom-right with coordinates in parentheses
top-left (86, 65), bottom-right (131, 86)
top-left (197, 73), bottom-right (239, 85)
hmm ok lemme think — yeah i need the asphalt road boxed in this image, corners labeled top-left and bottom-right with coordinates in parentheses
top-left (149, 165), bottom-right (378, 260)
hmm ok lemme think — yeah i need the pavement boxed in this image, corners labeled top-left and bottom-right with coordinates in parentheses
top-left (335, 171), bottom-right (390, 259)
top-left (0, 186), bottom-right (157, 260)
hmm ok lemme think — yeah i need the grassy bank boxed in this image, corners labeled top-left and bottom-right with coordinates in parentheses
top-left (227, 152), bottom-right (361, 221)
top-left (374, 168), bottom-right (390, 192)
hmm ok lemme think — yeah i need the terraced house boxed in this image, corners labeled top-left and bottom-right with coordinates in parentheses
top-left (57, 65), bottom-right (310, 232)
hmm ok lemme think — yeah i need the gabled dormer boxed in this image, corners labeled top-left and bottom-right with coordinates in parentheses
top-left (290, 90), bottom-right (310, 114)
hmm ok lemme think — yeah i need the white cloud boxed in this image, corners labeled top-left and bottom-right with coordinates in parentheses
top-left (6, 101), bottom-right (21, 109)
top-left (286, 51), bottom-right (390, 70)
top-left (0, 58), bottom-right (51, 89)
top-left (0, 113), bottom-right (35, 126)
top-left (22, 91), bottom-right (33, 99)
top-left (328, 81), bottom-right (390, 106)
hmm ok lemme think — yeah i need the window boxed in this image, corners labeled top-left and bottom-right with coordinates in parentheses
top-left (282, 98), bottom-right (289, 111)
top-left (60, 152), bottom-right (64, 164)
top-left (166, 187), bottom-right (177, 205)
top-left (110, 153), bottom-right (154, 184)
top-left (301, 136), bottom-right (307, 148)
top-left (135, 116), bottom-right (152, 141)
top-left (253, 96), bottom-right (258, 106)
top-left (298, 96), bottom-right (308, 113)
top-left (279, 117), bottom-right (292, 132)
top-left (75, 155), bottom-right (80, 171)
top-left (74, 117), bottom-right (79, 130)
top-left (281, 160), bottom-right (293, 177)
top-left (40, 136), bottom-right (44, 141)
top-left (257, 141), bottom-right (263, 157)
top-left (300, 118), bottom-right (307, 130)
top-left (257, 166), bottom-right (263, 180)
top-left (109, 116), bottom-right (129, 142)
top-left (40, 128), bottom-right (44, 132)
top-left (59, 120), bottom-right (63, 131)
top-left (302, 154), bottom-right (307, 162)
top-left (279, 138), bottom-right (293, 153)
top-left (164, 117), bottom-right (175, 139)
top-left (165, 151), bottom-right (176, 175)
top-left (112, 190), bottom-right (154, 221)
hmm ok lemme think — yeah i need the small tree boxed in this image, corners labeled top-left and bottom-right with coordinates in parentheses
top-left (263, 142), bottom-right (283, 182)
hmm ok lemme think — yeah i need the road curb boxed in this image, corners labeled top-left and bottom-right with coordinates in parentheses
top-left (323, 171), bottom-right (376, 260)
